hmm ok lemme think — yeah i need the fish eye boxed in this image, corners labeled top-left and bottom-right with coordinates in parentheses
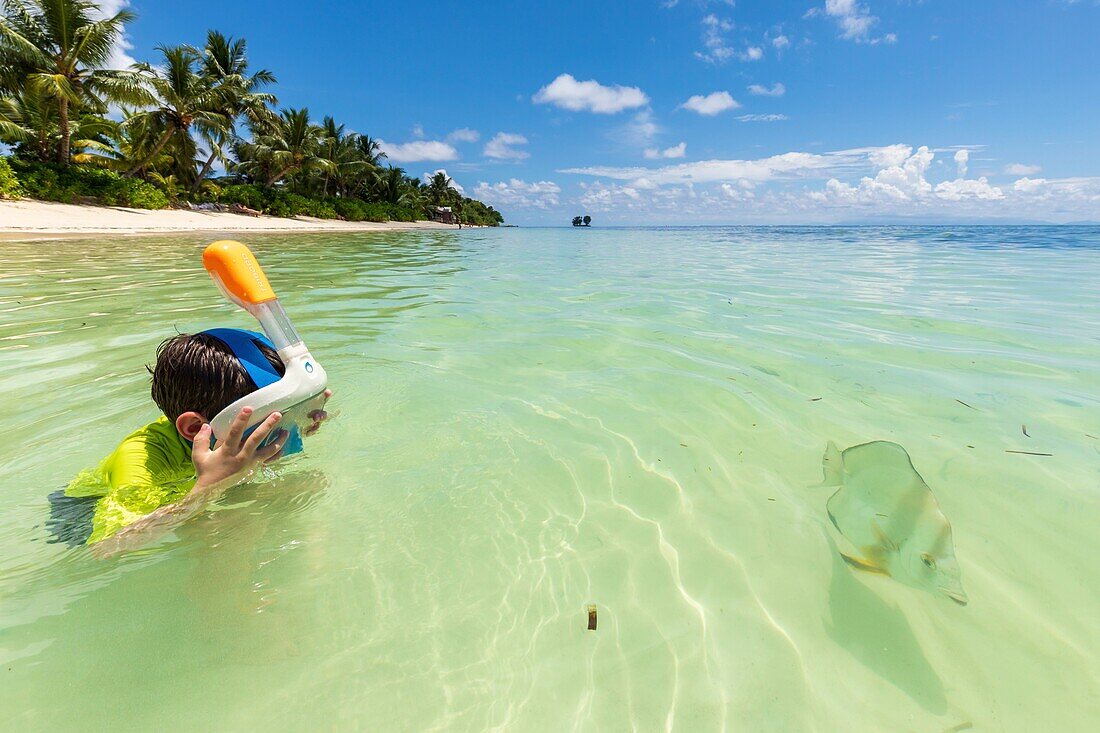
top-left (921, 554), bottom-right (937, 570)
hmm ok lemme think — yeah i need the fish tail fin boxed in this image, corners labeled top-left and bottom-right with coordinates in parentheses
top-left (821, 441), bottom-right (844, 487)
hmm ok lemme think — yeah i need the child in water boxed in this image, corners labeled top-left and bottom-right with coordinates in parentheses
top-left (50, 330), bottom-right (331, 556)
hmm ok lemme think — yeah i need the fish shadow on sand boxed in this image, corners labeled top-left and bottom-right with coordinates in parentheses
top-left (823, 532), bottom-right (947, 714)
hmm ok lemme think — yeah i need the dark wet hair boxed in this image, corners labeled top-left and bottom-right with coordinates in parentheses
top-left (148, 332), bottom-right (284, 421)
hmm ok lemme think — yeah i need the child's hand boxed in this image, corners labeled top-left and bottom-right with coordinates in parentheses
top-left (304, 389), bottom-right (333, 436)
top-left (191, 407), bottom-right (287, 490)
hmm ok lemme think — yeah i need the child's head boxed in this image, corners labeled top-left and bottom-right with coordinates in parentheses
top-left (149, 332), bottom-right (284, 437)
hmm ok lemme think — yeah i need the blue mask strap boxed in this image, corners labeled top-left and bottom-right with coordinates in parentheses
top-left (199, 328), bottom-right (303, 457)
top-left (201, 328), bottom-right (280, 390)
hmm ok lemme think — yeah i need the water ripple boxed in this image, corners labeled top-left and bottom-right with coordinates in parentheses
top-left (0, 228), bottom-right (1098, 731)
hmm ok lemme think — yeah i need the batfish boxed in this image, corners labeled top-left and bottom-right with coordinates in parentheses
top-left (822, 441), bottom-right (968, 606)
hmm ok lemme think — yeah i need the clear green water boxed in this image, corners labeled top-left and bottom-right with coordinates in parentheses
top-left (1, 227), bottom-right (1098, 732)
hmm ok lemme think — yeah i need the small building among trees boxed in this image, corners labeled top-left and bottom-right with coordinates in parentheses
top-left (431, 206), bottom-right (456, 225)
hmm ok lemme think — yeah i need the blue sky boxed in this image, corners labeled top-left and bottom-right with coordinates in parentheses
top-left (114, 0), bottom-right (1099, 224)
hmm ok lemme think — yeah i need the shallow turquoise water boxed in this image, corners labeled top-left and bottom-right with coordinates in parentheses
top-left (1, 227), bottom-right (1098, 731)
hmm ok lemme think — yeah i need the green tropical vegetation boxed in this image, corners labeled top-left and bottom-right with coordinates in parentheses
top-left (0, 0), bottom-right (503, 224)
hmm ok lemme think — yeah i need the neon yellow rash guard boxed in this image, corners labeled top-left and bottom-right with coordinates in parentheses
top-left (65, 416), bottom-right (196, 543)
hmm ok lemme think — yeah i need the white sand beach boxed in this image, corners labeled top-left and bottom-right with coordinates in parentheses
top-left (0, 199), bottom-right (457, 240)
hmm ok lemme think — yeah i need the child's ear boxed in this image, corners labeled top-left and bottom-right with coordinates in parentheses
top-left (175, 412), bottom-right (206, 441)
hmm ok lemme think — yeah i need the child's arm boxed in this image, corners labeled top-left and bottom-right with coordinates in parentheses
top-left (92, 408), bottom-right (286, 558)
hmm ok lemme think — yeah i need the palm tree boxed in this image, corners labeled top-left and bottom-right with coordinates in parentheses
top-left (64, 112), bottom-right (117, 163)
top-left (0, 0), bottom-right (149, 164)
top-left (190, 30), bottom-right (276, 194)
top-left (125, 44), bottom-right (230, 177)
top-left (0, 86), bottom-right (113, 162)
top-left (236, 107), bottom-right (332, 187)
top-left (374, 165), bottom-right (412, 206)
top-left (356, 134), bottom-right (386, 167)
top-left (428, 170), bottom-right (455, 207)
top-left (0, 93), bottom-right (30, 146)
top-left (329, 132), bottom-right (383, 198)
top-left (404, 176), bottom-right (426, 211)
top-left (318, 116), bottom-right (348, 196)
top-left (199, 30), bottom-right (275, 124)
top-left (98, 109), bottom-right (156, 170)
top-left (192, 126), bottom-right (231, 190)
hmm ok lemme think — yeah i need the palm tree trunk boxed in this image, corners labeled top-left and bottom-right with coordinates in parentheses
top-left (190, 150), bottom-right (219, 195)
top-left (126, 125), bottom-right (178, 177)
top-left (58, 97), bottom-right (70, 166)
top-left (265, 164), bottom-right (297, 187)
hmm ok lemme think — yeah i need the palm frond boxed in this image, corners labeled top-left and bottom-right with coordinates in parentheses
top-left (24, 71), bottom-right (80, 103)
top-left (0, 95), bottom-right (31, 141)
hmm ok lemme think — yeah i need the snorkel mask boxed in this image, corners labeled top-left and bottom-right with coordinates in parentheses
top-left (202, 240), bottom-right (328, 450)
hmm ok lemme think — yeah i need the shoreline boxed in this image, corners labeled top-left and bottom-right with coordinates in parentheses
top-left (0, 199), bottom-right (460, 241)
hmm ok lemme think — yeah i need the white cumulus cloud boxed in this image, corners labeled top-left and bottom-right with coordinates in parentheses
top-left (533, 74), bottom-right (648, 114)
top-left (446, 128), bottom-right (480, 143)
top-left (484, 132), bottom-right (530, 160)
top-left (815, 146), bottom-right (1005, 205)
top-left (695, 14), bottom-right (735, 63)
top-left (748, 83), bottom-right (786, 97)
top-left (1005, 163), bottom-right (1042, 176)
top-left (819, 146), bottom-right (935, 202)
top-left (935, 177), bottom-right (1004, 201)
top-left (695, 15), bottom-right (763, 63)
top-left (812, 0), bottom-right (896, 44)
top-left (561, 148), bottom-right (880, 186)
top-left (553, 142), bottom-right (1098, 222)
top-left (681, 91), bottom-right (740, 116)
top-left (772, 35), bottom-right (791, 50)
top-left (379, 140), bottom-right (458, 162)
top-left (720, 181), bottom-right (757, 201)
top-left (622, 110), bottom-right (661, 146)
top-left (645, 142), bottom-right (687, 160)
top-left (954, 149), bottom-right (969, 177)
top-left (473, 179), bottom-right (560, 209)
top-left (1013, 177), bottom-right (1046, 193)
top-left (824, 0), bottom-right (877, 39)
top-left (864, 144), bottom-right (913, 168)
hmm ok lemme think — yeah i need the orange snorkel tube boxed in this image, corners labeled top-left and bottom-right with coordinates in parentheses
top-left (202, 240), bottom-right (328, 443)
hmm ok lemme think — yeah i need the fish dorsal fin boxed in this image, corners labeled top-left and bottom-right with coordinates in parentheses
top-left (821, 441), bottom-right (845, 487)
top-left (826, 482), bottom-right (864, 539)
top-left (826, 487), bottom-right (846, 533)
top-left (842, 441), bottom-right (911, 471)
top-left (835, 441), bottom-right (932, 512)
